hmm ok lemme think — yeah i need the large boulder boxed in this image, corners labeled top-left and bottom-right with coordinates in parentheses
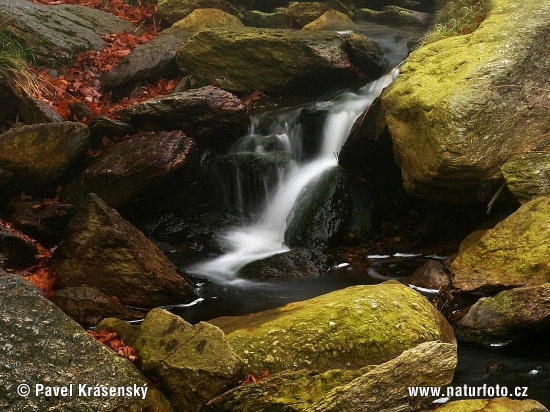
top-left (243, 9), bottom-right (289, 28)
top-left (0, 0), bottom-right (135, 68)
top-left (157, 0), bottom-right (245, 26)
top-left (425, 398), bottom-right (549, 412)
top-left (501, 153), bottom-right (550, 204)
top-left (64, 131), bottom-right (196, 208)
top-left (287, 2), bottom-right (343, 27)
top-left (209, 281), bottom-right (455, 375)
top-left (173, 8), bottom-right (245, 31)
top-left (205, 341), bottom-right (456, 412)
top-left (285, 167), bottom-right (351, 249)
top-left (0, 122), bottom-right (90, 191)
top-left (302, 10), bottom-right (356, 30)
top-left (99, 309), bottom-right (244, 412)
top-left (455, 283), bottom-right (550, 344)
top-left (452, 196), bottom-right (550, 292)
top-left (354, 6), bottom-right (432, 26)
top-left (0, 270), bottom-right (173, 412)
top-left (176, 28), bottom-right (385, 94)
top-left (379, 0), bottom-right (550, 203)
top-left (117, 86), bottom-right (248, 150)
top-left (52, 193), bottom-right (197, 309)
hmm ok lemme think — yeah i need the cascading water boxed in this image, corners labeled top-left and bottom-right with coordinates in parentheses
top-left (190, 68), bottom-right (400, 282)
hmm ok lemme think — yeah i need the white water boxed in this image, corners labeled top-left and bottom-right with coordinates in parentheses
top-left (190, 69), bottom-right (399, 282)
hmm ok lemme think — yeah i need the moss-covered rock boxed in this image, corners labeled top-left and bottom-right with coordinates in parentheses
top-left (64, 131), bottom-right (195, 208)
top-left (381, 0), bottom-right (550, 203)
top-left (209, 281), bottom-right (455, 375)
top-left (287, 2), bottom-right (340, 27)
top-left (0, 270), bottom-right (173, 412)
top-left (0, 122), bottom-right (89, 191)
top-left (99, 309), bottom-right (244, 412)
top-left (452, 196), bottom-right (550, 292)
top-left (285, 167), bottom-right (351, 249)
top-left (302, 10), bottom-right (355, 30)
top-left (243, 9), bottom-right (289, 28)
top-left (455, 283), bottom-right (550, 344)
top-left (424, 398), bottom-right (549, 412)
top-left (53, 194), bottom-right (197, 310)
top-left (157, 0), bottom-right (244, 26)
top-left (173, 8), bottom-right (244, 31)
top-left (176, 28), bottom-right (385, 94)
top-left (354, 6), bottom-right (432, 26)
top-left (502, 153), bottom-right (550, 204)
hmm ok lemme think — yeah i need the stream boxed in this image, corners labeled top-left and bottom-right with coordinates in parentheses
top-left (155, 23), bottom-right (550, 407)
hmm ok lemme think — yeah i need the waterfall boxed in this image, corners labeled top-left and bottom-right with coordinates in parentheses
top-left (190, 69), bottom-right (399, 282)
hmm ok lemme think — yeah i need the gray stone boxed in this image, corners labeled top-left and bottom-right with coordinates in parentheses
top-left (19, 98), bottom-right (64, 124)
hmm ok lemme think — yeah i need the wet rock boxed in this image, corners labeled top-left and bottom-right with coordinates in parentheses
top-left (285, 167), bottom-right (351, 249)
top-left (0, 270), bottom-right (173, 412)
top-left (53, 193), bottom-right (197, 308)
top-left (88, 115), bottom-right (136, 143)
top-left (0, 222), bottom-right (38, 269)
top-left (403, 260), bottom-right (450, 291)
top-left (425, 398), bottom-right (549, 412)
top-left (0, 76), bottom-right (21, 130)
top-left (344, 32), bottom-right (385, 75)
top-left (99, 309), bottom-right (244, 412)
top-left (239, 248), bottom-right (337, 280)
top-left (50, 285), bottom-right (146, 327)
top-left (64, 131), bottom-right (196, 208)
top-left (452, 196), bottom-right (550, 292)
top-left (299, 100), bottom-right (335, 159)
top-left (173, 8), bottom-right (244, 31)
top-left (455, 283), bottom-right (550, 344)
top-left (302, 10), bottom-right (356, 30)
top-left (501, 153), bottom-right (550, 204)
top-left (354, 6), bottom-right (432, 26)
top-left (308, 341), bottom-right (457, 412)
top-left (4, 198), bottom-right (76, 246)
top-left (19, 98), bottom-right (65, 124)
top-left (0, 122), bottom-right (90, 191)
top-left (243, 9), bottom-right (289, 28)
top-left (157, 0), bottom-right (245, 26)
top-left (381, 0), bottom-right (550, 203)
top-left (209, 281), bottom-right (456, 375)
top-left (101, 27), bottom-right (190, 91)
top-left (176, 28), bottom-right (385, 94)
top-left (0, 0), bottom-right (135, 68)
top-left (117, 86), bottom-right (248, 150)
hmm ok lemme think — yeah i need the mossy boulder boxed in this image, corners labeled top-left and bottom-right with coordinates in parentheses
top-left (287, 2), bottom-right (340, 27)
top-left (302, 10), bottom-right (356, 30)
top-left (53, 194), bottom-right (197, 310)
top-left (354, 6), bottom-right (432, 26)
top-left (0, 0), bottom-right (135, 68)
top-left (64, 131), bottom-right (196, 208)
top-left (0, 122), bottom-right (90, 191)
top-left (176, 28), bottom-right (385, 94)
top-left (380, 0), bottom-right (550, 203)
top-left (285, 167), bottom-right (351, 249)
top-left (99, 309), bottom-right (244, 412)
top-left (243, 9), bottom-right (289, 28)
top-left (173, 8), bottom-right (244, 31)
top-left (0, 271), bottom-right (173, 412)
top-left (209, 281), bottom-right (456, 375)
top-left (424, 398), bottom-right (549, 412)
top-left (157, 0), bottom-right (244, 26)
top-left (452, 197), bottom-right (550, 292)
top-left (206, 341), bottom-right (456, 412)
top-left (501, 153), bottom-right (550, 204)
top-left (455, 283), bottom-right (550, 344)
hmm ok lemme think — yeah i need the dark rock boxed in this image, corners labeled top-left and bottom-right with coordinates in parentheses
top-left (239, 248), bottom-right (337, 280)
top-left (0, 270), bottom-right (173, 412)
top-left (0, 0), bottom-right (135, 68)
top-left (285, 167), bottom-right (351, 249)
top-left (0, 76), bottom-right (21, 130)
top-left (68, 101), bottom-right (92, 120)
top-left (299, 100), bottom-right (335, 159)
top-left (243, 9), bottom-right (290, 28)
top-left (88, 115), bottom-right (136, 144)
top-left (53, 193), bottom-right (197, 308)
top-left (4, 198), bottom-right (76, 246)
top-left (64, 131), bottom-right (196, 208)
top-left (0, 122), bottom-right (90, 192)
top-left (287, 2), bottom-right (340, 27)
top-left (0, 222), bottom-right (38, 269)
top-left (345, 32), bottom-right (385, 76)
top-left (0, 253), bottom-right (5, 268)
top-left (98, 309), bottom-right (244, 412)
top-left (50, 285), bottom-right (146, 327)
top-left (157, 0), bottom-right (246, 27)
top-left (403, 259), bottom-right (450, 290)
top-left (354, 6), bottom-right (432, 26)
top-left (19, 97), bottom-right (65, 124)
top-left (117, 86), bottom-right (248, 151)
top-left (176, 28), bottom-right (385, 94)
top-left (101, 27), bottom-right (190, 91)
top-left (455, 283), bottom-right (550, 344)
